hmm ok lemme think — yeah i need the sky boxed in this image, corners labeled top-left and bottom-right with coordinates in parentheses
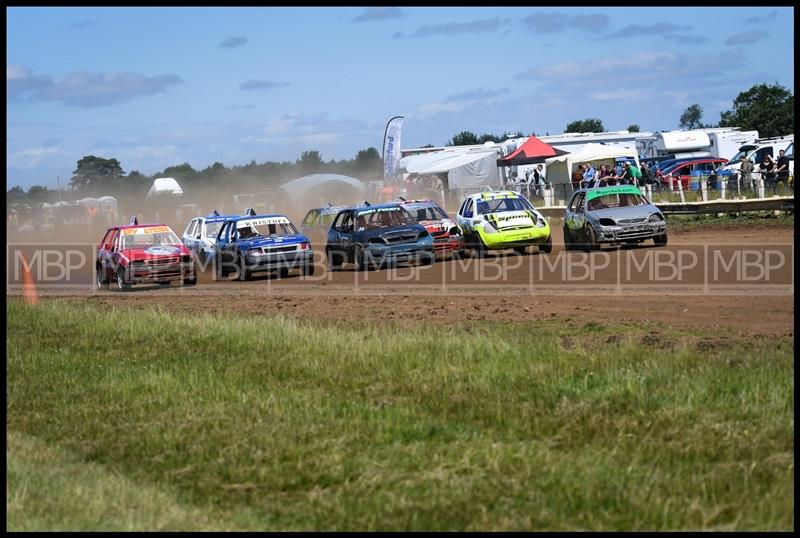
top-left (6, 6), bottom-right (795, 189)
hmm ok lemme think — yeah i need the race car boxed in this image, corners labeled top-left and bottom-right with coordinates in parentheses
top-left (563, 184), bottom-right (668, 251)
top-left (396, 197), bottom-right (465, 259)
top-left (299, 203), bottom-right (354, 245)
top-left (455, 190), bottom-right (552, 256)
top-left (213, 209), bottom-right (314, 280)
top-left (326, 203), bottom-right (435, 271)
top-left (96, 217), bottom-right (196, 291)
top-left (181, 209), bottom-right (238, 266)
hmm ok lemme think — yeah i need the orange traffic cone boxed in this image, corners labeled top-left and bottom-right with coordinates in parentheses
top-left (20, 252), bottom-right (39, 305)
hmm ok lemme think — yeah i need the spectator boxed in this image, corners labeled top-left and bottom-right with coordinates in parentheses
top-left (739, 156), bottom-right (754, 187)
top-left (775, 149), bottom-right (790, 185)
top-left (760, 154), bottom-right (777, 186)
top-left (571, 164), bottom-right (584, 191)
top-left (583, 162), bottom-right (596, 188)
top-left (640, 161), bottom-right (655, 185)
top-left (621, 161), bottom-right (642, 185)
top-left (532, 165), bottom-right (546, 197)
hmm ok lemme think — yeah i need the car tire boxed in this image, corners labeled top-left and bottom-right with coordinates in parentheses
top-left (115, 268), bottom-right (131, 292)
top-left (302, 263), bottom-right (315, 277)
top-left (562, 225), bottom-right (573, 251)
top-left (584, 226), bottom-right (598, 252)
top-left (327, 249), bottom-right (342, 272)
top-left (539, 235), bottom-right (553, 254)
top-left (513, 246), bottom-right (528, 255)
top-left (238, 256), bottom-right (252, 281)
top-left (654, 232), bottom-right (668, 246)
top-left (419, 251), bottom-right (435, 266)
top-left (96, 265), bottom-right (108, 290)
top-left (353, 245), bottom-right (368, 271)
top-left (470, 234), bottom-right (487, 258)
top-left (184, 273), bottom-right (197, 286)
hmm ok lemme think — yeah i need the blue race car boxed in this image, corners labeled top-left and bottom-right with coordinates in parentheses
top-left (326, 203), bottom-right (435, 271)
top-left (214, 209), bottom-right (314, 280)
top-left (181, 209), bottom-right (238, 267)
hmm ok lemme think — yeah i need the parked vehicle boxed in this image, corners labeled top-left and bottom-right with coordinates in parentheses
top-left (214, 210), bottom-right (314, 280)
top-left (181, 209), bottom-right (238, 266)
top-left (563, 185), bottom-right (667, 251)
top-left (325, 203), bottom-right (434, 271)
top-left (396, 197), bottom-right (464, 259)
top-left (661, 158), bottom-right (728, 189)
top-left (719, 134), bottom-right (794, 176)
top-left (455, 190), bottom-right (551, 256)
top-left (96, 218), bottom-right (196, 291)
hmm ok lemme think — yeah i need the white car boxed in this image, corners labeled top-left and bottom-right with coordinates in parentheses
top-left (455, 190), bottom-right (552, 256)
top-left (181, 210), bottom-right (238, 266)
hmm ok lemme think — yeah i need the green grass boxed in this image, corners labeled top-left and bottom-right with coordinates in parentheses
top-left (6, 301), bottom-right (794, 531)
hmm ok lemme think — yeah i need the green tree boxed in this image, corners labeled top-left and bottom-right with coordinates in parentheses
top-left (628, 124), bottom-right (640, 132)
top-left (298, 150), bottom-right (323, 174)
top-left (70, 156), bottom-right (125, 192)
top-left (421, 144), bottom-right (435, 148)
top-left (565, 118), bottom-right (605, 133)
top-left (161, 163), bottom-right (197, 181)
top-left (679, 104), bottom-right (704, 130)
top-left (447, 131), bottom-right (480, 146)
top-left (718, 83), bottom-right (794, 139)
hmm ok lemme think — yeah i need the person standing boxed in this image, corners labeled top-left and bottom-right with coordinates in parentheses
top-left (582, 162), bottom-right (596, 188)
top-left (775, 149), bottom-right (790, 185)
top-left (571, 164), bottom-right (584, 191)
top-left (621, 161), bottom-right (642, 185)
top-left (760, 154), bottom-right (777, 187)
top-left (739, 155), bottom-right (754, 188)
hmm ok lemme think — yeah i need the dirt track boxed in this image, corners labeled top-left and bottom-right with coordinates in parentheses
top-left (7, 227), bottom-right (794, 337)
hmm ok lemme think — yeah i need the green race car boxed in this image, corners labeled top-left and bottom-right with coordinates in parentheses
top-left (455, 190), bottom-right (552, 256)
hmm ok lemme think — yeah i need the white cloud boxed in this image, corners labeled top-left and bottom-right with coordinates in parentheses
top-left (8, 146), bottom-right (62, 169)
top-left (589, 89), bottom-right (646, 101)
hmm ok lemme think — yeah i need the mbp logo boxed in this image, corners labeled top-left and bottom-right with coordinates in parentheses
top-left (7, 244), bottom-right (95, 286)
top-left (711, 247), bottom-right (790, 283)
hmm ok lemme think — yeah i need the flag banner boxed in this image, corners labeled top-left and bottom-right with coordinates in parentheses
top-left (383, 116), bottom-right (404, 182)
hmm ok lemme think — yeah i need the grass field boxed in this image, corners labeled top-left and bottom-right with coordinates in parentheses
top-left (6, 301), bottom-right (794, 531)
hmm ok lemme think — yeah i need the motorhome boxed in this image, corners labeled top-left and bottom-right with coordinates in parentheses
top-left (636, 128), bottom-right (758, 160)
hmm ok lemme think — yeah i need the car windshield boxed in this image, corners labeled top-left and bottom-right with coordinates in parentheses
top-left (476, 197), bottom-right (533, 215)
top-left (587, 193), bottom-right (648, 211)
top-left (355, 207), bottom-right (415, 230)
top-left (121, 227), bottom-right (181, 249)
top-left (407, 205), bottom-right (448, 221)
top-left (237, 219), bottom-right (298, 239)
top-left (205, 222), bottom-right (223, 239)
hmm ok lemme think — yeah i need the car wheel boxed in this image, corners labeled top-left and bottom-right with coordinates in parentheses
top-left (184, 273), bottom-right (197, 286)
top-left (238, 256), bottom-right (252, 281)
top-left (278, 267), bottom-right (290, 278)
top-left (326, 249), bottom-right (342, 272)
top-left (584, 226), bottom-right (598, 252)
top-left (654, 232), bottom-right (668, 246)
top-left (539, 235), bottom-right (553, 254)
top-left (563, 225), bottom-right (573, 251)
top-left (353, 245), bottom-right (368, 271)
top-left (419, 251), bottom-right (435, 266)
top-left (115, 268), bottom-right (131, 291)
top-left (302, 263), bottom-right (315, 277)
top-left (96, 265), bottom-right (108, 290)
top-left (513, 246), bottom-right (527, 255)
top-left (470, 234), bottom-right (487, 258)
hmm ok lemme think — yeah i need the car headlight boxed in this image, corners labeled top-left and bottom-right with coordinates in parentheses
top-left (483, 221), bottom-right (499, 234)
top-left (649, 213), bottom-right (664, 222)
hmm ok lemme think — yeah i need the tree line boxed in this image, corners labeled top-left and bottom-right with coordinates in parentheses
top-left (8, 82), bottom-right (792, 206)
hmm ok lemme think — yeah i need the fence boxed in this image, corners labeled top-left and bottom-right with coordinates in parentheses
top-left (514, 170), bottom-right (795, 209)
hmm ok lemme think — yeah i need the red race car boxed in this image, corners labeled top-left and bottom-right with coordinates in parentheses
top-left (96, 218), bottom-right (197, 291)
top-left (396, 198), bottom-right (464, 258)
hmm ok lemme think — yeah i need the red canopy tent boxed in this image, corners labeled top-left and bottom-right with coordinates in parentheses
top-left (496, 136), bottom-right (569, 166)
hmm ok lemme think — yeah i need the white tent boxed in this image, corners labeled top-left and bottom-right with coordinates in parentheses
top-left (543, 143), bottom-right (640, 184)
top-left (397, 148), bottom-right (501, 190)
top-left (146, 177), bottom-right (183, 200)
top-left (277, 173), bottom-right (365, 209)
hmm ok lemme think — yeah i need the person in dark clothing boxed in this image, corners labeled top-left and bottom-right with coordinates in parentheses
top-left (760, 154), bottom-right (776, 186)
top-left (775, 149), bottom-right (791, 185)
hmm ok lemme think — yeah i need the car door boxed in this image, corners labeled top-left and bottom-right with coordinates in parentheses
top-left (571, 193), bottom-right (588, 240)
top-left (456, 198), bottom-right (474, 232)
top-left (97, 229), bottom-right (115, 280)
top-left (182, 218), bottom-right (198, 253)
top-left (216, 221), bottom-right (238, 265)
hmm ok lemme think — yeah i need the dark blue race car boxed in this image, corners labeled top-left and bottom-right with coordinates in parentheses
top-left (326, 203), bottom-right (435, 271)
top-left (214, 210), bottom-right (314, 280)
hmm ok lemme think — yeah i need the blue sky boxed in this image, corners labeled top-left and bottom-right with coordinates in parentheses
top-left (7, 6), bottom-right (794, 189)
